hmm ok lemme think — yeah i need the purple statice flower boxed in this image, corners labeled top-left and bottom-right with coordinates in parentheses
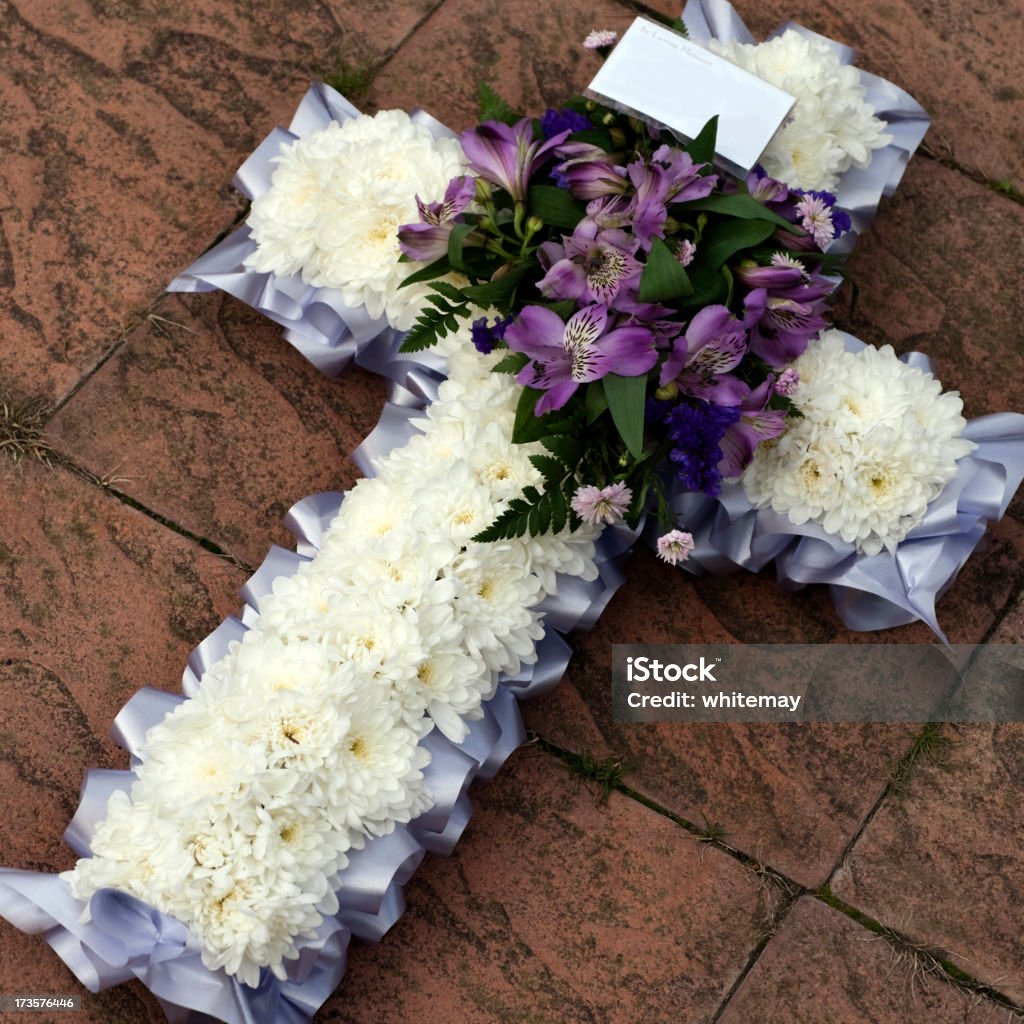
top-left (659, 305), bottom-right (749, 405)
top-left (774, 367), bottom-right (799, 397)
top-left (656, 529), bottom-right (695, 565)
top-left (460, 119), bottom-right (571, 202)
top-left (537, 226), bottom-right (642, 305)
top-left (660, 399), bottom-right (741, 497)
top-left (571, 481), bottom-right (632, 525)
top-left (471, 314), bottom-right (512, 355)
top-left (398, 175), bottom-right (477, 262)
top-left (583, 29), bottom-right (618, 49)
top-left (717, 380), bottom-right (788, 478)
top-left (541, 108), bottom-right (592, 139)
top-left (506, 304), bottom-right (657, 415)
top-left (744, 274), bottom-right (831, 367)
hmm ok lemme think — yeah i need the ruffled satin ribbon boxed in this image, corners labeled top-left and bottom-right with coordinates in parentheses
top-left (681, 0), bottom-right (931, 253)
top-left (0, 324), bottom-right (633, 1023)
top-left (649, 332), bottom-right (1024, 641)
top-left (166, 84), bottom-right (456, 378)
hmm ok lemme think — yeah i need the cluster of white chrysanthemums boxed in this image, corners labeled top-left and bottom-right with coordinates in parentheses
top-left (742, 332), bottom-right (975, 556)
top-left (63, 322), bottom-right (600, 987)
top-left (708, 29), bottom-right (892, 191)
top-left (243, 110), bottom-right (466, 328)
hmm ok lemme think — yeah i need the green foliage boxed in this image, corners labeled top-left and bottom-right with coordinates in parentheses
top-left (398, 282), bottom-right (471, 352)
top-left (527, 185), bottom-right (587, 229)
top-left (685, 115), bottom-right (718, 166)
top-left (679, 193), bottom-right (797, 231)
top-left (478, 82), bottom-right (519, 125)
top-left (698, 218), bottom-right (777, 268)
top-left (602, 372), bottom-right (648, 459)
top-left (639, 237), bottom-right (694, 302)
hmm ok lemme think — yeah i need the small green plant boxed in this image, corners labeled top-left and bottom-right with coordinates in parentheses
top-left (0, 395), bottom-right (57, 466)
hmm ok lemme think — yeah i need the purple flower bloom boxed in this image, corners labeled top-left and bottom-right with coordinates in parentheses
top-left (471, 314), bottom-right (512, 354)
top-left (506, 304), bottom-right (657, 415)
top-left (745, 167), bottom-right (790, 205)
top-left (398, 175), bottom-right (476, 261)
top-left (734, 254), bottom-right (806, 290)
top-left (717, 380), bottom-right (788, 478)
top-left (659, 399), bottom-right (740, 497)
top-left (651, 145), bottom-right (717, 202)
top-left (656, 529), bottom-right (695, 565)
top-left (560, 158), bottom-right (629, 201)
top-left (537, 226), bottom-right (642, 305)
top-left (659, 305), bottom-right (749, 405)
top-left (540, 108), bottom-right (592, 139)
top-left (746, 278), bottom-right (831, 367)
top-left (795, 193), bottom-right (837, 248)
top-left (571, 481), bottom-right (632, 524)
top-left (460, 119), bottom-right (571, 202)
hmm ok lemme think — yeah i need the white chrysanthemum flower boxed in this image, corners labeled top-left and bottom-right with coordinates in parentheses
top-left (64, 280), bottom-right (609, 984)
top-left (709, 29), bottom-right (892, 191)
top-left (743, 331), bottom-right (975, 554)
top-left (244, 110), bottom-right (466, 329)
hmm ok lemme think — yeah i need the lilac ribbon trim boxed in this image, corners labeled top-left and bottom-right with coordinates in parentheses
top-left (681, 0), bottom-right (931, 251)
top-left (651, 331), bottom-right (1024, 641)
top-left (166, 84), bottom-right (454, 378)
top-left (0, 327), bottom-right (633, 1024)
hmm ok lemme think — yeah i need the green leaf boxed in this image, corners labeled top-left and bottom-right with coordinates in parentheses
top-left (698, 218), bottom-right (777, 268)
top-left (639, 237), bottom-right (694, 302)
top-left (685, 116), bottom-right (717, 166)
top-left (492, 352), bottom-right (528, 375)
top-left (676, 262), bottom-right (729, 309)
top-left (550, 487), bottom-right (568, 534)
top-left (678, 193), bottom-right (796, 231)
top-left (603, 372), bottom-right (647, 459)
top-left (447, 221), bottom-right (476, 273)
top-left (397, 255), bottom-right (451, 289)
top-left (568, 128), bottom-right (612, 149)
top-left (527, 185), bottom-right (587, 229)
top-left (512, 387), bottom-right (546, 443)
top-left (541, 433), bottom-right (582, 465)
top-left (529, 454), bottom-right (566, 483)
top-left (462, 262), bottom-right (531, 307)
top-left (478, 82), bottom-right (519, 125)
top-left (585, 379), bottom-right (609, 424)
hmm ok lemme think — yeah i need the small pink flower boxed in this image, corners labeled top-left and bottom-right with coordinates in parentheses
top-left (677, 239), bottom-right (697, 267)
top-left (774, 368), bottom-right (800, 397)
top-left (657, 530), bottom-right (695, 565)
top-left (583, 29), bottom-right (618, 50)
top-left (571, 482), bottom-right (632, 525)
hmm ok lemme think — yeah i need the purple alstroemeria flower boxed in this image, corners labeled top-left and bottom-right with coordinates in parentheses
top-left (651, 145), bottom-right (718, 203)
top-left (507, 304), bottom-right (657, 415)
top-left (398, 175), bottom-right (477, 262)
top-left (734, 253), bottom-right (808, 290)
top-left (717, 379), bottom-right (788, 478)
top-left (745, 167), bottom-right (790, 205)
top-left (658, 305), bottom-right (750, 406)
top-left (745, 279), bottom-right (831, 367)
top-left (561, 159), bottom-right (629, 201)
top-left (624, 159), bottom-right (670, 246)
top-left (536, 226), bottom-right (642, 305)
top-left (461, 119), bottom-right (572, 202)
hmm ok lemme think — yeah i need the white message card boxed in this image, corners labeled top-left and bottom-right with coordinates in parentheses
top-left (586, 18), bottom-right (795, 176)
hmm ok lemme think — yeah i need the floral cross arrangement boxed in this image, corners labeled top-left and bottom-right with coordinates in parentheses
top-left (2, 2), bottom-right (1023, 1022)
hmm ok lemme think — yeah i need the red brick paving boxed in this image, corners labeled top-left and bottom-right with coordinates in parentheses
top-left (1, 1), bottom-right (1023, 1022)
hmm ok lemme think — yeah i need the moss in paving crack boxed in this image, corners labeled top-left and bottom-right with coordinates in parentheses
top-left (887, 721), bottom-right (953, 794)
top-left (316, 58), bottom-right (373, 105)
top-left (558, 748), bottom-right (629, 805)
top-left (816, 884), bottom-right (1024, 1015)
top-left (0, 394), bottom-right (58, 466)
